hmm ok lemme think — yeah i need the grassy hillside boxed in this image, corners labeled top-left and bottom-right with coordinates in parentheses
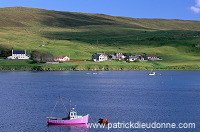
top-left (0, 7), bottom-right (200, 70)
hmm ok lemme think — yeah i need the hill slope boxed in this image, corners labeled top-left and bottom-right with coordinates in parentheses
top-left (0, 7), bottom-right (200, 69)
top-left (1, 7), bottom-right (200, 30)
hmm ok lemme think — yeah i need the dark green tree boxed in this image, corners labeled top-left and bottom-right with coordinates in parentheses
top-left (1, 49), bottom-right (11, 57)
top-left (134, 59), bottom-right (140, 63)
top-left (31, 51), bottom-right (54, 63)
top-left (30, 50), bottom-right (42, 63)
top-left (40, 52), bottom-right (54, 62)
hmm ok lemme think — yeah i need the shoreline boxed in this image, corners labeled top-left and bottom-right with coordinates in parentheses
top-left (1, 60), bottom-right (199, 71)
top-left (0, 69), bottom-right (199, 71)
top-left (0, 60), bottom-right (199, 71)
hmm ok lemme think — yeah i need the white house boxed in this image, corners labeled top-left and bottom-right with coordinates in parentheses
top-left (92, 53), bottom-right (108, 62)
top-left (125, 55), bottom-right (144, 61)
top-left (7, 50), bottom-right (30, 59)
top-left (54, 56), bottom-right (70, 62)
top-left (144, 55), bottom-right (162, 60)
top-left (109, 52), bottom-right (125, 59)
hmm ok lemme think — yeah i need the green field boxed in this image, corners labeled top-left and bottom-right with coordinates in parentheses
top-left (0, 7), bottom-right (200, 70)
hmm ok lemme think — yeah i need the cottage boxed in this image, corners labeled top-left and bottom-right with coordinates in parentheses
top-left (54, 56), bottom-right (70, 62)
top-left (7, 50), bottom-right (30, 59)
top-left (125, 55), bottom-right (144, 61)
top-left (92, 53), bottom-right (108, 62)
top-left (109, 52), bottom-right (125, 59)
top-left (144, 55), bottom-right (162, 60)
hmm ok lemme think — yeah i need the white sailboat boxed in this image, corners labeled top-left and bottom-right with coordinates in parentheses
top-left (149, 69), bottom-right (155, 76)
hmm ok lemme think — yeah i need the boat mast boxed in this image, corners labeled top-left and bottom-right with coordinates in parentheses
top-left (59, 96), bottom-right (68, 114)
top-left (50, 100), bottom-right (59, 117)
top-left (69, 99), bottom-right (71, 111)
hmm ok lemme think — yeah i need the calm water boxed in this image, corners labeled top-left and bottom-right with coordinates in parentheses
top-left (0, 71), bottom-right (200, 132)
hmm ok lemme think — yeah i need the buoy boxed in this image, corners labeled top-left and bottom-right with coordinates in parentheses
top-left (98, 118), bottom-right (108, 124)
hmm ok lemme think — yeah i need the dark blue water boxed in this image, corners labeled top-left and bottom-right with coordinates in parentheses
top-left (0, 71), bottom-right (200, 132)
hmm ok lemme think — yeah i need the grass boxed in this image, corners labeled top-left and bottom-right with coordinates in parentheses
top-left (0, 7), bottom-right (200, 70)
top-left (0, 59), bottom-right (199, 71)
top-left (0, 60), bottom-right (152, 71)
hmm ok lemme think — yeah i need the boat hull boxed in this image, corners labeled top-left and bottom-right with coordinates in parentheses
top-left (47, 115), bottom-right (89, 125)
top-left (149, 74), bottom-right (155, 76)
top-left (149, 72), bottom-right (155, 76)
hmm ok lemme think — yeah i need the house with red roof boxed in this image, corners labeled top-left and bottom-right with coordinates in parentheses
top-left (54, 56), bottom-right (70, 62)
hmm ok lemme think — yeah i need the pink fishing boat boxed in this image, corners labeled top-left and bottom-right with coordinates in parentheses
top-left (47, 97), bottom-right (89, 125)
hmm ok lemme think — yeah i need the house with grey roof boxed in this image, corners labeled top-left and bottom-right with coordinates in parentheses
top-left (143, 55), bottom-right (162, 60)
top-left (194, 44), bottom-right (200, 48)
top-left (7, 50), bottom-right (30, 59)
top-left (92, 53), bottom-right (108, 62)
top-left (125, 55), bottom-right (144, 61)
top-left (109, 52), bottom-right (125, 59)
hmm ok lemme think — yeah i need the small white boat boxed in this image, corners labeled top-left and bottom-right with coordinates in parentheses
top-left (149, 70), bottom-right (155, 76)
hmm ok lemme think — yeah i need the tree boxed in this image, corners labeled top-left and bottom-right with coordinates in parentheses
top-left (30, 50), bottom-right (42, 63)
top-left (124, 53), bottom-right (132, 56)
top-left (31, 51), bottom-right (54, 63)
top-left (133, 59), bottom-right (140, 63)
top-left (40, 52), bottom-right (54, 62)
top-left (1, 49), bottom-right (11, 57)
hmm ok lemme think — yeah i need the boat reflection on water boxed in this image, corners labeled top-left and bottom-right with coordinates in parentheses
top-left (47, 124), bottom-right (89, 132)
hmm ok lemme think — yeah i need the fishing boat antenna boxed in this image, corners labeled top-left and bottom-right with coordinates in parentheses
top-left (69, 99), bottom-right (71, 110)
